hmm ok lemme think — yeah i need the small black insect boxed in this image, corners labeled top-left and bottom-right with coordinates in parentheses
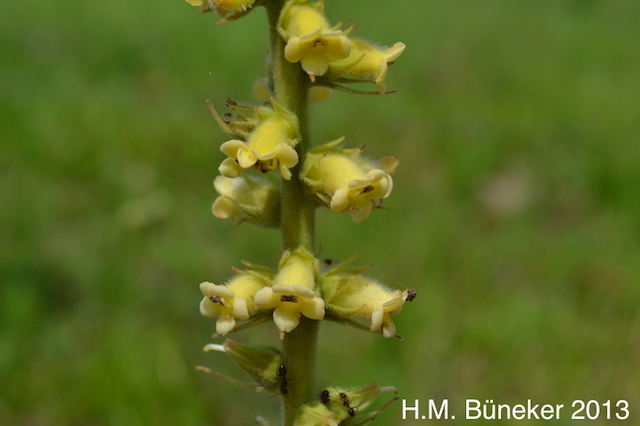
top-left (278, 364), bottom-right (288, 395)
top-left (361, 185), bottom-right (374, 194)
top-left (406, 288), bottom-right (417, 302)
top-left (320, 389), bottom-right (330, 405)
top-left (280, 295), bottom-right (298, 303)
top-left (339, 392), bottom-right (349, 406)
top-left (339, 392), bottom-right (356, 416)
top-left (209, 295), bottom-right (223, 305)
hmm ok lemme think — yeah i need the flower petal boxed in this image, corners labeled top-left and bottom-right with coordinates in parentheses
top-left (216, 314), bottom-right (236, 336)
top-left (237, 148), bottom-right (257, 169)
top-left (273, 304), bottom-right (301, 333)
top-left (284, 37), bottom-right (305, 63)
top-left (370, 307), bottom-right (383, 332)
top-left (300, 51), bottom-right (330, 77)
top-left (218, 158), bottom-right (242, 178)
top-left (232, 297), bottom-right (250, 320)
top-left (220, 139), bottom-right (246, 157)
top-left (348, 201), bottom-right (372, 223)
top-left (200, 296), bottom-right (221, 318)
top-left (254, 287), bottom-right (278, 309)
top-left (300, 297), bottom-right (325, 320)
top-left (330, 188), bottom-right (350, 211)
top-left (212, 196), bottom-right (237, 220)
top-left (324, 34), bottom-right (351, 60)
top-left (381, 313), bottom-right (396, 338)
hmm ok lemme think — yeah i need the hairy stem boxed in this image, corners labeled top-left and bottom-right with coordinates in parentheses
top-left (265, 1), bottom-right (319, 425)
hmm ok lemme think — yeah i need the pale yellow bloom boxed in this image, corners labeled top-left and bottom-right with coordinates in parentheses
top-left (212, 174), bottom-right (280, 228)
top-left (325, 38), bottom-right (406, 94)
top-left (199, 274), bottom-right (267, 336)
top-left (302, 139), bottom-right (398, 223)
top-left (219, 111), bottom-right (299, 180)
top-left (254, 248), bottom-right (324, 337)
top-left (279, 0), bottom-right (351, 80)
top-left (326, 276), bottom-right (413, 338)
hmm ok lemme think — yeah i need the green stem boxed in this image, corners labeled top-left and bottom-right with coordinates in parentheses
top-left (265, 1), bottom-right (319, 425)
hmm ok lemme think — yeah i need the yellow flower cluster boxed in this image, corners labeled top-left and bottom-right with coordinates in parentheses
top-left (199, 248), bottom-right (416, 339)
top-left (187, 0), bottom-right (414, 422)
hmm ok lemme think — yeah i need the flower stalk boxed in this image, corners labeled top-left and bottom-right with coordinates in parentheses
top-left (185, 0), bottom-right (414, 425)
top-left (267, 4), bottom-right (319, 420)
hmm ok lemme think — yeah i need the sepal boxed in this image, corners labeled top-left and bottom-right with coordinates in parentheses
top-left (197, 339), bottom-right (284, 392)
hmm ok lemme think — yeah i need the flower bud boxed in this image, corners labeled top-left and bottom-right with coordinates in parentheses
top-left (204, 339), bottom-right (285, 390)
top-left (199, 273), bottom-right (269, 336)
top-left (278, 0), bottom-right (353, 81)
top-left (254, 247), bottom-right (325, 338)
top-left (309, 86), bottom-right (332, 103)
top-left (301, 138), bottom-right (399, 223)
top-left (253, 77), bottom-right (273, 103)
top-left (212, 174), bottom-right (280, 228)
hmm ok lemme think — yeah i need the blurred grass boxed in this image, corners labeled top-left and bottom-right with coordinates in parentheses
top-left (1, 0), bottom-right (639, 425)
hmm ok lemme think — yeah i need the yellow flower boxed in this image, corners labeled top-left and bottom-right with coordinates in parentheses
top-left (219, 101), bottom-right (300, 180)
top-left (212, 174), bottom-right (280, 228)
top-left (324, 38), bottom-right (406, 94)
top-left (278, 0), bottom-right (352, 81)
top-left (301, 139), bottom-right (399, 223)
top-left (199, 274), bottom-right (267, 336)
top-left (326, 276), bottom-right (415, 339)
top-left (254, 248), bottom-right (325, 338)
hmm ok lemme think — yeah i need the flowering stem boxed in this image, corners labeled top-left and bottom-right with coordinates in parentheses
top-left (266, 1), bottom-right (315, 252)
top-left (266, 1), bottom-right (318, 425)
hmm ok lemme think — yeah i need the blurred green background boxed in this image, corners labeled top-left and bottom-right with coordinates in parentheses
top-left (2, 0), bottom-right (639, 425)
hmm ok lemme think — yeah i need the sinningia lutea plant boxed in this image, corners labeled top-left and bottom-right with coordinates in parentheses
top-left (185, 0), bottom-right (416, 424)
